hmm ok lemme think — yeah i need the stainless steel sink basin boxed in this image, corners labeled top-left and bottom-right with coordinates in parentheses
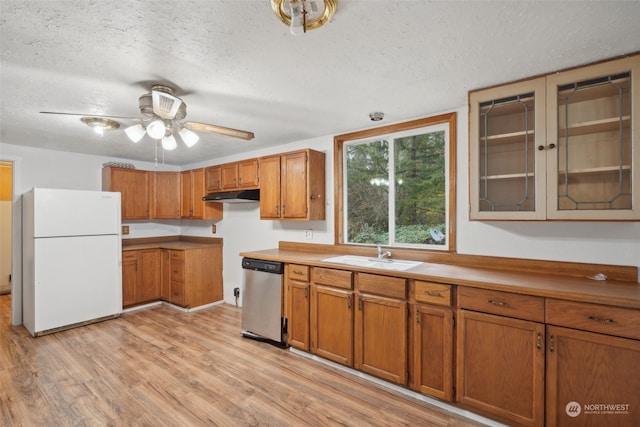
top-left (321, 255), bottom-right (422, 272)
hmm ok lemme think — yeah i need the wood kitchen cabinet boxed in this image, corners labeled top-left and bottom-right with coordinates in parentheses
top-left (152, 171), bottom-right (181, 219)
top-left (102, 167), bottom-right (151, 220)
top-left (259, 149), bottom-right (325, 220)
top-left (285, 264), bottom-right (310, 350)
top-left (121, 249), bottom-right (161, 307)
top-left (181, 168), bottom-right (223, 220)
top-left (204, 165), bottom-right (222, 192)
top-left (545, 299), bottom-right (640, 427)
top-left (412, 281), bottom-right (454, 402)
top-left (310, 267), bottom-right (354, 366)
top-left (165, 246), bottom-right (223, 308)
top-left (355, 273), bottom-right (408, 385)
top-left (221, 159), bottom-right (259, 190)
top-left (456, 287), bottom-right (545, 427)
top-left (469, 54), bottom-right (639, 220)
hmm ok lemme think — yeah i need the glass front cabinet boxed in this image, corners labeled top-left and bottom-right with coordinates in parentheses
top-left (469, 55), bottom-right (639, 220)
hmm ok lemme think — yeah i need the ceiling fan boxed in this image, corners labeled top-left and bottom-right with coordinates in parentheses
top-left (41, 85), bottom-right (255, 151)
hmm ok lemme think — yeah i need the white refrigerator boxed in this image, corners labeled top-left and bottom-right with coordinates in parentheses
top-left (22, 188), bottom-right (122, 336)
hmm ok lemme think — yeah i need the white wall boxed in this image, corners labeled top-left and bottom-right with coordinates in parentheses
top-left (3, 106), bottom-right (639, 315)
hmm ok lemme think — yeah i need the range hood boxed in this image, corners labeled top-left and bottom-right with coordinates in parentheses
top-left (202, 189), bottom-right (260, 203)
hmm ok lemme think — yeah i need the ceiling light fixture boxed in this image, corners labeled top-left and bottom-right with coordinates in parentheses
top-left (145, 118), bottom-right (166, 139)
top-left (271, 0), bottom-right (337, 35)
top-left (369, 112), bottom-right (384, 121)
top-left (178, 127), bottom-right (199, 148)
top-left (81, 117), bottom-right (120, 136)
top-left (161, 133), bottom-right (177, 151)
top-left (124, 123), bottom-right (146, 143)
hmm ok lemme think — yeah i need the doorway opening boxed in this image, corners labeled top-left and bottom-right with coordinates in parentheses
top-left (0, 160), bottom-right (12, 296)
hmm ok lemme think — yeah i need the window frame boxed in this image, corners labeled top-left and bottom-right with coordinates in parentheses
top-left (333, 112), bottom-right (457, 252)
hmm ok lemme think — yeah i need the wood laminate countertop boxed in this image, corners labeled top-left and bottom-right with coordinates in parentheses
top-left (123, 236), bottom-right (222, 252)
top-left (240, 248), bottom-right (640, 310)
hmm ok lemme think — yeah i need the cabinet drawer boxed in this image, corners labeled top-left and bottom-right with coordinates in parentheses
top-left (122, 252), bottom-right (138, 262)
top-left (546, 299), bottom-right (640, 340)
top-left (170, 260), bottom-right (185, 282)
top-left (170, 281), bottom-right (185, 306)
top-left (357, 273), bottom-right (406, 300)
top-left (458, 287), bottom-right (544, 323)
top-left (414, 281), bottom-right (452, 307)
top-left (312, 267), bottom-right (353, 289)
top-left (170, 250), bottom-right (185, 261)
top-left (287, 264), bottom-right (309, 281)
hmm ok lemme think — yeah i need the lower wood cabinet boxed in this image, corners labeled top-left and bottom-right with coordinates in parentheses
top-left (545, 325), bottom-right (640, 427)
top-left (457, 287), bottom-right (546, 427)
top-left (122, 245), bottom-right (222, 309)
top-left (122, 249), bottom-right (161, 307)
top-left (310, 268), bottom-right (353, 366)
top-left (285, 264), bottom-right (310, 350)
top-left (355, 273), bottom-right (408, 386)
top-left (412, 281), bottom-right (454, 402)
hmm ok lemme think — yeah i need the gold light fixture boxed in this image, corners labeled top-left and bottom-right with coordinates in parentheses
top-left (271, 0), bottom-right (337, 35)
top-left (81, 117), bottom-right (120, 136)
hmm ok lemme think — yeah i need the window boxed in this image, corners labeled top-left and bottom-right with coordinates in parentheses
top-left (334, 113), bottom-right (456, 251)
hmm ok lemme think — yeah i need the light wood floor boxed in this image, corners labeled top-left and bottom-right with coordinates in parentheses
top-left (0, 295), bottom-right (486, 426)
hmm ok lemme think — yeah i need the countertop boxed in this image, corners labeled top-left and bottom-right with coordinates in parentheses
top-left (123, 236), bottom-right (222, 251)
top-left (240, 248), bottom-right (640, 310)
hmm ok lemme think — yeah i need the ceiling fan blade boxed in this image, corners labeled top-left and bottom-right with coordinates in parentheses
top-left (40, 111), bottom-right (141, 121)
top-left (184, 121), bottom-right (255, 140)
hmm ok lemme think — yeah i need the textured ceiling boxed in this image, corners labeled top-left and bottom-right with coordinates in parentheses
top-left (1, 1), bottom-right (639, 166)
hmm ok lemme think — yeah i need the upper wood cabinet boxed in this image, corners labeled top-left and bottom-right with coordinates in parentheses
top-left (259, 149), bottom-right (325, 220)
top-left (221, 159), bottom-right (259, 190)
top-left (152, 171), bottom-right (181, 219)
top-left (181, 168), bottom-right (222, 220)
top-left (204, 165), bottom-right (222, 192)
top-left (102, 167), bottom-right (151, 220)
top-left (469, 54), bottom-right (639, 220)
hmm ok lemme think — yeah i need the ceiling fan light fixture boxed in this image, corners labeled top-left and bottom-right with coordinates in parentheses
top-left (124, 124), bottom-right (146, 143)
top-left (179, 127), bottom-right (199, 148)
top-left (161, 134), bottom-right (177, 151)
top-left (146, 118), bottom-right (166, 139)
top-left (80, 117), bottom-right (120, 135)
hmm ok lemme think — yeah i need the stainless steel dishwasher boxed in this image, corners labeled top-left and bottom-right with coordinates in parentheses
top-left (241, 257), bottom-right (287, 346)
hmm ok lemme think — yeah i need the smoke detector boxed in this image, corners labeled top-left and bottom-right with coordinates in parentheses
top-left (369, 112), bottom-right (384, 121)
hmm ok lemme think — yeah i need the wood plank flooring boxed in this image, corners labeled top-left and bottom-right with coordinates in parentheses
top-left (0, 295), bottom-right (486, 426)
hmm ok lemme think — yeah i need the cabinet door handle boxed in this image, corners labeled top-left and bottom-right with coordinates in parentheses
top-left (488, 299), bottom-right (508, 307)
top-left (536, 332), bottom-right (542, 350)
top-left (548, 143), bottom-right (556, 149)
top-left (549, 335), bottom-right (555, 352)
top-left (282, 205), bottom-right (286, 215)
top-left (588, 315), bottom-right (616, 324)
top-left (426, 291), bottom-right (442, 297)
top-left (304, 287), bottom-right (308, 299)
top-left (347, 296), bottom-right (352, 309)
top-left (415, 311), bottom-right (420, 324)
top-left (358, 296), bottom-right (363, 311)
top-left (537, 145), bottom-right (545, 151)
top-left (275, 206), bottom-right (279, 215)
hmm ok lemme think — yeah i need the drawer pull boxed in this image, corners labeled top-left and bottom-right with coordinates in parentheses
top-left (293, 270), bottom-right (303, 275)
top-left (588, 315), bottom-right (616, 324)
top-left (488, 299), bottom-right (508, 307)
top-left (425, 291), bottom-right (442, 297)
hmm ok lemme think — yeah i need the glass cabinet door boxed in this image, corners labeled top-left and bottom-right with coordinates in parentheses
top-left (546, 56), bottom-right (639, 220)
top-left (469, 79), bottom-right (547, 220)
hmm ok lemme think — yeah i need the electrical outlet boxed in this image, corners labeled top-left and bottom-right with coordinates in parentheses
top-left (122, 225), bottom-right (129, 235)
top-left (304, 229), bottom-right (313, 240)
top-left (211, 224), bottom-right (216, 234)
top-left (233, 287), bottom-right (240, 298)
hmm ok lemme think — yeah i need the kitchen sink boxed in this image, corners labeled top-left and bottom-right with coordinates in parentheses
top-left (321, 255), bottom-right (422, 272)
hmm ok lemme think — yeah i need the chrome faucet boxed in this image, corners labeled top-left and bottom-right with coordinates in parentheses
top-left (376, 245), bottom-right (392, 261)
